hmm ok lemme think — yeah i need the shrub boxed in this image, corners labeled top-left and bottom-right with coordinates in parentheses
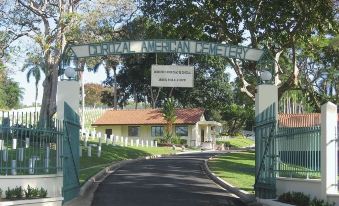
top-left (0, 188), bottom-right (2, 198)
top-left (5, 187), bottom-right (13, 199)
top-left (4, 185), bottom-right (48, 200)
top-left (13, 186), bottom-right (24, 199)
top-left (179, 139), bottom-right (187, 146)
top-left (5, 186), bottom-right (24, 199)
top-left (25, 185), bottom-right (33, 199)
top-left (278, 192), bottom-right (334, 206)
top-left (39, 187), bottom-right (47, 198)
top-left (171, 136), bottom-right (181, 144)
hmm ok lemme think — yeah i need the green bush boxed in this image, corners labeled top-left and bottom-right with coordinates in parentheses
top-left (39, 187), bottom-right (47, 198)
top-left (179, 139), bottom-right (187, 145)
top-left (171, 136), bottom-right (181, 144)
top-left (278, 192), bottom-right (334, 206)
top-left (5, 186), bottom-right (24, 199)
top-left (5, 187), bottom-right (14, 199)
top-left (4, 185), bottom-right (48, 200)
top-left (0, 188), bottom-right (2, 199)
top-left (13, 186), bottom-right (24, 199)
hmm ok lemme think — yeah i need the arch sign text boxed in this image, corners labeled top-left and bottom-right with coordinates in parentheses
top-left (69, 39), bottom-right (264, 61)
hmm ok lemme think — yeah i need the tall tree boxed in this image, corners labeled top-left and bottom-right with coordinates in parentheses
top-left (0, 0), bottom-right (81, 121)
top-left (140, 0), bottom-right (338, 107)
top-left (0, 0), bottom-right (136, 120)
top-left (0, 60), bottom-right (23, 109)
top-left (84, 83), bottom-right (110, 107)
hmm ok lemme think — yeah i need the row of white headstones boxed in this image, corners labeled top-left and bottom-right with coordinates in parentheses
top-left (0, 138), bottom-right (50, 175)
top-left (80, 130), bottom-right (158, 158)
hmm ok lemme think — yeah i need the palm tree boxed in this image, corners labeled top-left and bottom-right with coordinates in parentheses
top-left (22, 54), bottom-right (45, 113)
top-left (162, 97), bottom-right (177, 143)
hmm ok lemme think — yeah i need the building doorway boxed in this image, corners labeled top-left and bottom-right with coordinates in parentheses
top-left (201, 129), bottom-right (205, 143)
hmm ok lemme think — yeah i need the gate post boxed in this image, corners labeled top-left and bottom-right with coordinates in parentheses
top-left (57, 81), bottom-right (80, 121)
top-left (254, 84), bottom-right (278, 198)
top-left (320, 102), bottom-right (338, 200)
top-left (57, 80), bottom-right (81, 203)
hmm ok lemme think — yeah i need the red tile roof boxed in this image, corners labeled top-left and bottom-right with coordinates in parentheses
top-left (92, 108), bottom-right (204, 126)
top-left (279, 113), bottom-right (339, 127)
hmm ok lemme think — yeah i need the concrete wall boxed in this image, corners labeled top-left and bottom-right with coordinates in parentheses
top-left (326, 194), bottom-right (339, 205)
top-left (277, 178), bottom-right (339, 205)
top-left (0, 174), bottom-right (63, 198)
top-left (276, 178), bottom-right (321, 199)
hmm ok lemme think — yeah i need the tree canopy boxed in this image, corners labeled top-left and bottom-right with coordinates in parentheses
top-left (140, 0), bottom-right (338, 110)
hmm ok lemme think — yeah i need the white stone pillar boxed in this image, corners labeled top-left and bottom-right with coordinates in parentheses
top-left (110, 135), bottom-right (114, 145)
top-left (155, 141), bottom-right (158, 147)
top-left (321, 102), bottom-right (338, 199)
top-left (56, 81), bottom-right (80, 121)
top-left (97, 146), bottom-right (101, 157)
top-left (12, 138), bottom-right (17, 150)
top-left (255, 85), bottom-right (278, 117)
top-left (146, 140), bottom-right (149, 147)
top-left (18, 148), bottom-right (24, 161)
top-left (11, 160), bottom-right (17, 175)
top-left (88, 146), bottom-right (92, 157)
top-left (2, 147), bottom-right (8, 161)
top-left (98, 133), bottom-right (103, 146)
top-left (136, 139), bottom-right (139, 147)
top-left (124, 137), bottom-right (128, 146)
top-left (91, 131), bottom-right (96, 140)
top-left (130, 139), bottom-right (134, 147)
top-left (151, 141), bottom-right (154, 147)
top-left (141, 140), bottom-right (144, 147)
top-left (25, 138), bottom-right (30, 148)
top-left (120, 136), bottom-right (123, 146)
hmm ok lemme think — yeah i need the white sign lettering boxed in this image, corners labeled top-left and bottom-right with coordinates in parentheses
top-left (70, 40), bottom-right (264, 61)
top-left (151, 65), bottom-right (194, 88)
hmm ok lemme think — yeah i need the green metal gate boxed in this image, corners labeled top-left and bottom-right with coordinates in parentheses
top-left (254, 103), bottom-right (277, 198)
top-left (62, 102), bottom-right (80, 203)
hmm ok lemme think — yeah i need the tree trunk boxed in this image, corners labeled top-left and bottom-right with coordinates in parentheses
top-left (35, 84), bottom-right (38, 113)
top-left (39, 64), bottom-right (58, 123)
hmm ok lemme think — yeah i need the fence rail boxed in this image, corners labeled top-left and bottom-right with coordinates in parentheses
top-left (0, 111), bottom-right (63, 175)
top-left (276, 118), bottom-right (321, 179)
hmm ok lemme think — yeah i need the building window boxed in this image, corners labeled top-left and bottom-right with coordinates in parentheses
top-left (128, 126), bottom-right (139, 137)
top-left (175, 126), bottom-right (188, 137)
top-left (151, 126), bottom-right (164, 137)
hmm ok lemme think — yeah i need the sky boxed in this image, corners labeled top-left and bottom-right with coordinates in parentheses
top-left (9, 64), bottom-right (108, 106)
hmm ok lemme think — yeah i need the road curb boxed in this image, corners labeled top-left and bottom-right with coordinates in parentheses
top-left (203, 158), bottom-right (262, 206)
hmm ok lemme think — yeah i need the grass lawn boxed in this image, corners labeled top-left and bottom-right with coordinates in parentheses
top-left (208, 151), bottom-right (255, 193)
top-left (79, 141), bottom-right (174, 184)
top-left (217, 137), bottom-right (254, 148)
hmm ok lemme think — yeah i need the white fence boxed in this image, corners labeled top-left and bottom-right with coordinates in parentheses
top-left (79, 129), bottom-right (158, 157)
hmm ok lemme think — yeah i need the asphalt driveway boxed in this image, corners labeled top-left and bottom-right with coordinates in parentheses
top-left (91, 152), bottom-right (247, 206)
